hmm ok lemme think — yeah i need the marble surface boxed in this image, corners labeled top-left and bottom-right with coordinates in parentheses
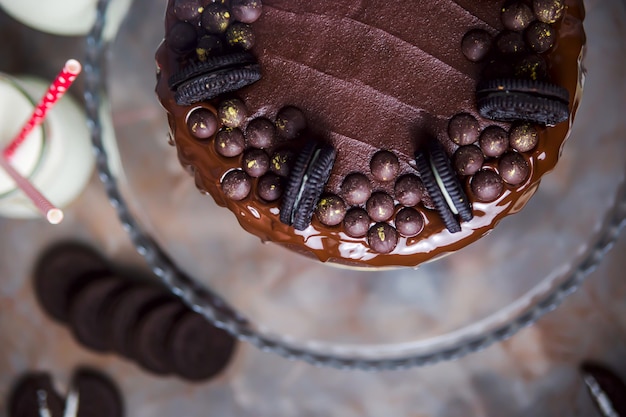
top-left (1, 1), bottom-right (625, 416)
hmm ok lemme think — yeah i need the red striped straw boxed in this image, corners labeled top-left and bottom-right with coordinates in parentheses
top-left (0, 155), bottom-right (63, 224)
top-left (3, 59), bottom-right (82, 159)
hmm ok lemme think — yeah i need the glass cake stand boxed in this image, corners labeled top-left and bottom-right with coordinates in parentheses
top-left (85, 0), bottom-right (626, 370)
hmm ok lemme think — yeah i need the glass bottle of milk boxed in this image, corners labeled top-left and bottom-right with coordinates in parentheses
top-left (0, 73), bottom-right (95, 219)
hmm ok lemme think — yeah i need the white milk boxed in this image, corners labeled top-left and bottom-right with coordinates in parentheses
top-left (0, 0), bottom-right (132, 39)
top-left (0, 74), bottom-right (95, 218)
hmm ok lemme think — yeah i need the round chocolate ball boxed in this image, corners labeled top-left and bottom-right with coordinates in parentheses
top-left (394, 174), bottom-right (424, 207)
top-left (201, 3), bottom-right (232, 34)
top-left (366, 192), bottom-right (395, 222)
top-left (187, 108), bottom-right (218, 140)
top-left (270, 149), bottom-right (293, 177)
top-left (275, 106), bottom-right (307, 140)
top-left (231, 0), bottom-right (263, 24)
top-left (226, 23), bottom-right (255, 50)
top-left (370, 150), bottom-right (399, 182)
top-left (246, 117), bottom-right (276, 149)
top-left (461, 29), bottom-right (492, 62)
top-left (453, 145), bottom-right (484, 176)
top-left (340, 173), bottom-right (372, 205)
top-left (196, 35), bottom-right (224, 61)
top-left (514, 54), bottom-right (548, 81)
top-left (501, 2), bottom-right (535, 31)
top-left (448, 113), bottom-right (480, 146)
top-left (479, 126), bottom-right (509, 157)
top-left (525, 21), bottom-right (556, 53)
top-left (498, 152), bottom-right (530, 185)
top-left (395, 207), bottom-right (424, 238)
top-left (257, 173), bottom-right (282, 201)
top-left (221, 170), bottom-right (251, 200)
top-left (496, 30), bottom-right (527, 55)
top-left (173, 0), bottom-right (205, 22)
top-left (316, 194), bottom-right (347, 227)
top-left (242, 148), bottom-right (270, 177)
top-left (367, 223), bottom-right (398, 254)
top-left (167, 21), bottom-right (197, 53)
top-left (215, 127), bottom-right (245, 157)
top-left (218, 98), bottom-right (247, 128)
top-left (471, 170), bottom-right (504, 202)
top-left (533, 0), bottom-right (565, 24)
top-left (343, 208), bottom-right (370, 238)
top-left (509, 122), bottom-right (539, 152)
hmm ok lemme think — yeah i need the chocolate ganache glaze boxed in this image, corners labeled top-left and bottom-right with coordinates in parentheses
top-left (156, 0), bottom-right (586, 268)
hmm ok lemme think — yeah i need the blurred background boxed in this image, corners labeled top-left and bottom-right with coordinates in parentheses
top-left (0, 1), bottom-right (625, 416)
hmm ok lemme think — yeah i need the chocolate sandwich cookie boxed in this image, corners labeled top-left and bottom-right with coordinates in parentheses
top-left (170, 52), bottom-right (261, 105)
top-left (581, 361), bottom-right (626, 417)
top-left (68, 275), bottom-right (128, 353)
top-left (8, 373), bottom-right (64, 417)
top-left (476, 78), bottom-right (570, 126)
top-left (72, 368), bottom-right (124, 417)
top-left (105, 284), bottom-right (173, 358)
top-left (415, 140), bottom-right (473, 233)
top-left (167, 311), bottom-right (237, 381)
top-left (279, 140), bottom-right (336, 230)
top-left (34, 243), bottom-right (110, 323)
top-left (131, 300), bottom-right (187, 375)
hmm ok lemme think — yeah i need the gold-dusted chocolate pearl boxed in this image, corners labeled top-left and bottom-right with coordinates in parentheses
top-left (231, 0), bottom-right (263, 24)
top-left (215, 127), bottom-right (245, 157)
top-left (453, 145), bottom-right (484, 176)
top-left (470, 170), bottom-right (504, 202)
top-left (367, 223), bottom-right (398, 254)
top-left (187, 107), bottom-right (218, 140)
top-left (496, 31), bottom-right (527, 55)
top-left (461, 29), bottom-right (492, 62)
top-left (525, 21), bottom-right (556, 53)
top-left (501, 2), bottom-right (535, 31)
top-left (533, 0), bottom-right (565, 24)
top-left (257, 173), bottom-right (283, 202)
top-left (270, 150), bottom-right (293, 177)
top-left (498, 152), bottom-right (530, 185)
top-left (275, 106), bottom-right (307, 140)
top-left (479, 126), bottom-right (509, 157)
top-left (221, 169), bottom-right (251, 200)
top-left (226, 22), bottom-right (255, 50)
top-left (370, 150), bottom-right (399, 182)
top-left (509, 122), bottom-right (539, 152)
top-left (201, 3), bottom-right (231, 34)
top-left (343, 208), bottom-right (370, 238)
top-left (218, 98), bottom-right (247, 128)
top-left (449, 113), bottom-right (480, 145)
top-left (316, 194), bottom-right (347, 227)
top-left (395, 207), bottom-right (424, 238)
top-left (514, 54), bottom-right (548, 81)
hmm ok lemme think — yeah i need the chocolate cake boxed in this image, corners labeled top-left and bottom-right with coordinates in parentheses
top-left (156, 0), bottom-right (586, 268)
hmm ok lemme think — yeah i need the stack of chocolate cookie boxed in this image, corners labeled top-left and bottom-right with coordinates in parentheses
top-left (33, 243), bottom-right (237, 381)
top-left (8, 368), bottom-right (123, 417)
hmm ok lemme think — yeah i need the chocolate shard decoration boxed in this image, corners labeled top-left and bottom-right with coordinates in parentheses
top-left (476, 78), bottom-right (569, 126)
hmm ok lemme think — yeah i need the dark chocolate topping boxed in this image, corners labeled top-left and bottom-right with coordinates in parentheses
top-left (156, 0), bottom-right (585, 268)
